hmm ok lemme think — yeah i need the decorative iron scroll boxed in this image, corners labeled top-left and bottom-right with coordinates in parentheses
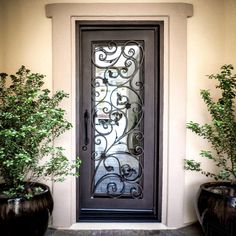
top-left (91, 41), bottom-right (145, 199)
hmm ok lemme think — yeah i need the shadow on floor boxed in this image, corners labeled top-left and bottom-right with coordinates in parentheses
top-left (45, 222), bottom-right (204, 236)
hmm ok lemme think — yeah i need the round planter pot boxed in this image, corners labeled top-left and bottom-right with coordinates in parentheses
top-left (0, 182), bottom-right (53, 236)
top-left (195, 182), bottom-right (236, 236)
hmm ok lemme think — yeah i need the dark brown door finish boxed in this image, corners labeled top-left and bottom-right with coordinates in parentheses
top-left (76, 22), bottom-right (163, 221)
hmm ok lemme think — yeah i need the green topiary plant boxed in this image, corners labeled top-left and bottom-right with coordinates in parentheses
top-left (185, 65), bottom-right (236, 183)
top-left (0, 66), bottom-right (81, 198)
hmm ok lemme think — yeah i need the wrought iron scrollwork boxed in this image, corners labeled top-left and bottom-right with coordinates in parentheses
top-left (91, 40), bottom-right (145, 199)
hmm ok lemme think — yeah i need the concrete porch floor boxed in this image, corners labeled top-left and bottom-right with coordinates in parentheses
top-left (45, 222), bottom-right (204, 236)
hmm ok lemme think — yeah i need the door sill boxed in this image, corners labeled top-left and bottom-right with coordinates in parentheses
top-left (69, 222), bottom-right (175, 230)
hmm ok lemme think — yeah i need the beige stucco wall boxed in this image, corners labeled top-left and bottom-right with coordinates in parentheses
top-left (224, 0), bottom-right (236, 66)
top-left (0, 0), bottom-right (52, 88)
top-left (0, 1), bottom-right (3, 71)
top-left (0, 0), bottom-right (236, 226)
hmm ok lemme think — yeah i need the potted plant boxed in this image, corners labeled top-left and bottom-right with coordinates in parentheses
top-left (0, 66), bottom-right (81, 236)
top-left (185, 64), bottom-right (236, 236)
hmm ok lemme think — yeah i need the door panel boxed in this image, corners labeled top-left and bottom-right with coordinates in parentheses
top-left (76, 22), bottom-right (162, 221)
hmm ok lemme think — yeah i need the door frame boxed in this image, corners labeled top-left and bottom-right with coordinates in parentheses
top-left (76, 21), bottom-right (164, 222)
top-left (46, 3), bottom-right (193, 228)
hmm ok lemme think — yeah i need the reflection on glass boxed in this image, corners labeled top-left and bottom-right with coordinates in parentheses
top-left (91, 41), bottom-right (144, 198)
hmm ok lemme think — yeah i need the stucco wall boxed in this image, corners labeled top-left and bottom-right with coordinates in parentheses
top-left (0, 0), bottom-right (52, 88)
top-left (224, 0), bottom-right (236, 65)
top-left (0, 1), bottom-right (3, 71)
top-left (0, 0), bottom-right (236, 226)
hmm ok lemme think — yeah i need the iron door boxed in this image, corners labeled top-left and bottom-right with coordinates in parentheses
top-left (76, 22), bottom-right (163, 221)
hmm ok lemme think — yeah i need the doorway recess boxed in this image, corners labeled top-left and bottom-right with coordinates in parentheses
top-left (46, 3), bottom-right (193, 228)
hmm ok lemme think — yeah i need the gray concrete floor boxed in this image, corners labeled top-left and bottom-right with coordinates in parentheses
top-left (45, 222), bottom-right (204, 236)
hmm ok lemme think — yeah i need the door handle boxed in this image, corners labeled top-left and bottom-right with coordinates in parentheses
top-left (82, 109), bottom-right (89, 151)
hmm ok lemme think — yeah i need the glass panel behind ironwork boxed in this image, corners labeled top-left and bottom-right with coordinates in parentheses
top-left (91, 41), bottom-right (144, 199)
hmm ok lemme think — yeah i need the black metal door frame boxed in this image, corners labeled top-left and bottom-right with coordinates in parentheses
top-left (76, 21), bottom-right (163, 222)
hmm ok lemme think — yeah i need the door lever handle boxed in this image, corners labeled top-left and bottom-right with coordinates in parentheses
top-left (82, 109), bottom-right (89, 151)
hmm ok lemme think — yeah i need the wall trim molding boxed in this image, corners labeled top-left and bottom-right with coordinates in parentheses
top-left (45, 3), bottom-right (193, 228)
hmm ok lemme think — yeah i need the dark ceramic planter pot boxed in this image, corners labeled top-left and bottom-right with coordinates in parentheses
top-left (195, 182), bottom-right (236, 236)
top-left (0, 182), bottom-right (53, 236)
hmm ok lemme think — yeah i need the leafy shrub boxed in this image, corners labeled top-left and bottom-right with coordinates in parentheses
top-left (0, 66), bottom-right (81, 197)
top-left (185, 65), bottom-right (236, 183)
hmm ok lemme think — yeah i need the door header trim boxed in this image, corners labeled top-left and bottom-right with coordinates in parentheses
top-left (46, 3), bottom-right (193, 18)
